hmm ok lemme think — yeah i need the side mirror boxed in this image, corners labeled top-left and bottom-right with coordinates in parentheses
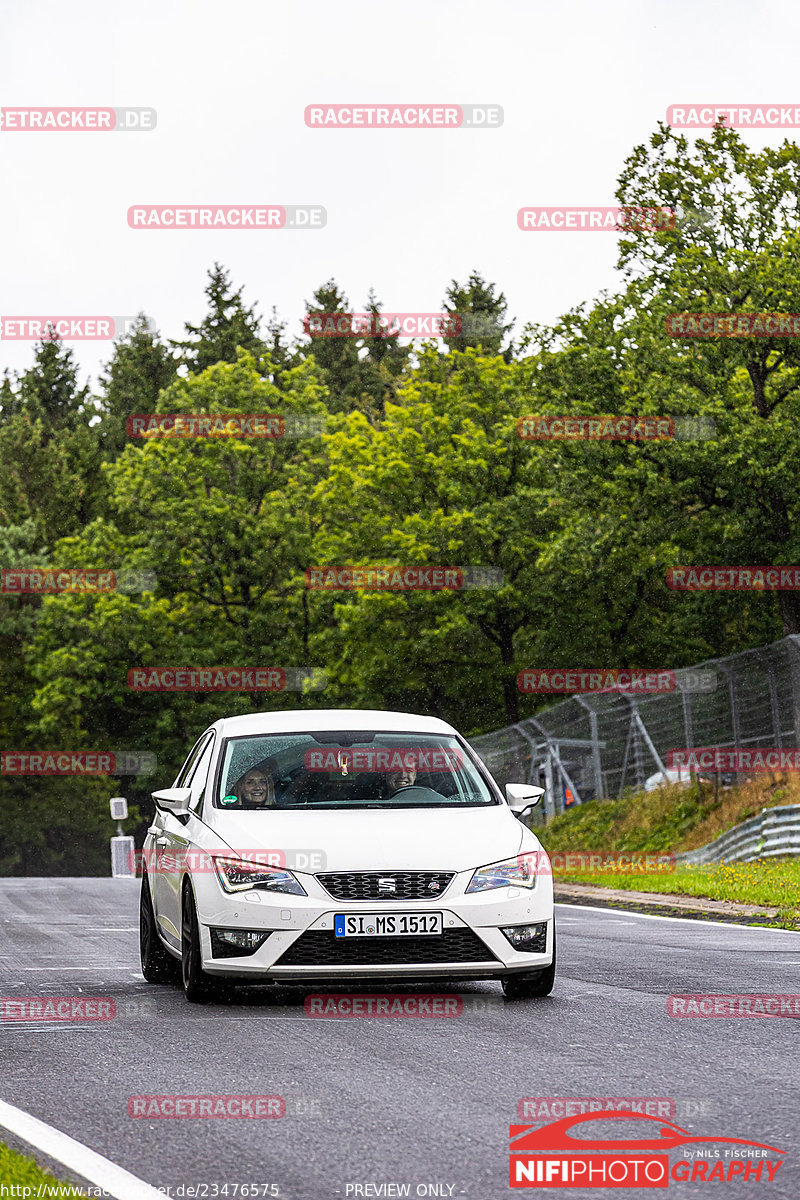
top-left (505, 783), bottom-right (545, 817)
top-left (151, 786), bottom-right (193, 816)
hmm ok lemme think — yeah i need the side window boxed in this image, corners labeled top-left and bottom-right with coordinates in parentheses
top-left (175, 732), bottom-right (212, 787)
top-left (188, 735), bottom-right (215, 811)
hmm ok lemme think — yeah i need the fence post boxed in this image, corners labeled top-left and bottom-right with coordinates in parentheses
top-left (757, 650), bottom-right (782, 748)
top-left (526, 718), bottom-right (557, 820)
top-left (620, 697), bottom-right (667, 792)
top-left (717, 661), bottom-right (742, 784)
top-left (511, 722), bottom-right (541, 788)
top-left (681, 688), bottom-right (694, 752)
top-left (574, 696), bottom-right (604, 800)
top-left (786, 635), bottom-right (800, 747)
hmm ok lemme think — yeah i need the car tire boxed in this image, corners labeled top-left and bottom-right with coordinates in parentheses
top-left (501, 926), bottom-right (556, 1000)
top-left (140, 872), bottom-right (181, 985)
top-left (181, 882), bottom-right (228, 1004)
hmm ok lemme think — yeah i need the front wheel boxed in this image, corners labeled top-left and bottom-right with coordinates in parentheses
top-left (502, 926), bottom-right (556, 999)
top-left (181, 883), bottom-right (229, 1004)
top-left (140, 873), bottom-right (181, 985)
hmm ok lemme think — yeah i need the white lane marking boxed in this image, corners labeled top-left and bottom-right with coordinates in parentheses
top-left (555, 902), bottom-right (800, 933)
top-left (0, 1098), bottom-right (164, 1200)
top-left (0, 1027), bottom-right (107, 1035)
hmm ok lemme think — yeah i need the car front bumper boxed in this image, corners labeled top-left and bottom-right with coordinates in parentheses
top-left (188, 867), bottom-right (554, 981)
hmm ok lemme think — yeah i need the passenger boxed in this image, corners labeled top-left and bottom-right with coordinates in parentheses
top-left (233, 758), bottom-right (277, 808)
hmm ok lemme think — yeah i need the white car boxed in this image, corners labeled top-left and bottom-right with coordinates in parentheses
top-left (139, 709), bottom-right (555, 1003)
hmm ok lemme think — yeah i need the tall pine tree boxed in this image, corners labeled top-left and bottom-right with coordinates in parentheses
top-left (97, 316), bottom-right (178, 459)
top-left (442, 271), bottom-right (515, 361)
top-left (0, 338), bottom-right (99, 541)
top-left (175, 263), bottom-right (267, 374)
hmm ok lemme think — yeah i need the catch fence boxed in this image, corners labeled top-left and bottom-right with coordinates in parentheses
top-left (469, 636), bottom-right (800, 821)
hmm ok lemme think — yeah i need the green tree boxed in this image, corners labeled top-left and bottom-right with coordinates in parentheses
top-left (27, 352), bottom-right (332, 779)
top-left (302, 280), bottom-right (365, 413)
top-left (612, 121), bottom-right (800, 635)
top-left (10, 337), bottom-right (90, 432)
top-left (308, 347), bottom-right (557, 730)
top-left (442, 271), bottom-right (515, 361)
top-left (175, 263), bottom-right (267, 374)
top-left (265, 305), bottom-right (296, 379)
top-left (359, 289), bottom-right (411, 414)
top-left (0, 340), bottom-right (100, 542)
top-left (96, 316), bottom-right (178, 460)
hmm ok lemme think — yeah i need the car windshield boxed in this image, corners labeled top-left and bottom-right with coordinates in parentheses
top-left (214, 731), bottom-right (497, 809)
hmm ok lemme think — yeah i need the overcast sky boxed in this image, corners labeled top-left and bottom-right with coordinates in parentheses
top-left (2, 0), bottom-right (798, 387)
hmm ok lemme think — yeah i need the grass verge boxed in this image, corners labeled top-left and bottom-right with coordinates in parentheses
top-left (0, 1140), bottom-right (84, 1196)
top-left (538, 772), bottom-right (800, 929)
top-left (550, 859), bottom-right (800, 928)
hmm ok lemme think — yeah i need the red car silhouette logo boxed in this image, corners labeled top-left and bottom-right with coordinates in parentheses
top-left (510, 1111), bottom-right (784, 1155)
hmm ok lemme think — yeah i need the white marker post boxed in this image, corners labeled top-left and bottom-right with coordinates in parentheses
top-left (109, 796), bottom-right (135, 877)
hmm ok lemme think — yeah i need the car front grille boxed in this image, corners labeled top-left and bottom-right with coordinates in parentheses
top-left (316, 871), bottom-right (455, 901)
top-left (274, 928), bottom-right (499, 967)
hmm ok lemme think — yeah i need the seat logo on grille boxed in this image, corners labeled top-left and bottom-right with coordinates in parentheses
top-left (377, 877), bottom-right (397, 893)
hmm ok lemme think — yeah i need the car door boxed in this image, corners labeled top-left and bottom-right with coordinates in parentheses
top-left (151, 731), bottom-right (214, 950)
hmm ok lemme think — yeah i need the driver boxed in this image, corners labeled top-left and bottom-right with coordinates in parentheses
top-left (385, 763), bottom-right (417, 794)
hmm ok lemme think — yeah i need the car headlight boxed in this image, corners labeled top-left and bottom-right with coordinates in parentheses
top-left (213, 856), bottom-right (307, 895)
top-left (466, 853), bottom-right (537, 893)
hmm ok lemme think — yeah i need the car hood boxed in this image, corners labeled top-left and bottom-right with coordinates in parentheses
top-left (204, 805), bottom-right (528, 873)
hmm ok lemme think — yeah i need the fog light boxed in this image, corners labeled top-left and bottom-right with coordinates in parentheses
top-left (500, 921), bottom-right (548, 952)
top-left (210, 928), bottom-right (272, 959)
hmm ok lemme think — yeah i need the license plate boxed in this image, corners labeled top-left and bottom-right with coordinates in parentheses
top-left (334, 912), bottom-right (443, 937)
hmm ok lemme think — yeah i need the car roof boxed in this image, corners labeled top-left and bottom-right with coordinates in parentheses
top-left (209, 708), bottom-right (459, 739)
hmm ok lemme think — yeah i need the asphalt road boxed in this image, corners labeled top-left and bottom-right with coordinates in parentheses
top-left (1, 878), bottom-right (799, 1199)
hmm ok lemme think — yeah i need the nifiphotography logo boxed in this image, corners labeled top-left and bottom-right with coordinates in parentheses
top-left (508, 1111), bottom-right (785, 1188)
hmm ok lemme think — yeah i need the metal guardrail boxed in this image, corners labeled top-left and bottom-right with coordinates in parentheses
top-left (676, 804), bottom-right (800, 865)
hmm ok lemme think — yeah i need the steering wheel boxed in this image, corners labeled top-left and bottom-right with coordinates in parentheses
top-left (382, 784), bottom-right (442, 802)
